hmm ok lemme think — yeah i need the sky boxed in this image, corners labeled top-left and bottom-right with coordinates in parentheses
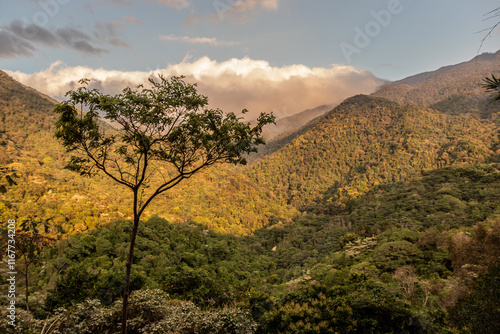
top-left (1, 0), bottom-right (499, 119)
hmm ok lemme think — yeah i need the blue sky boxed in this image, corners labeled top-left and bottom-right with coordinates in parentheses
top-left (1, 0), bottom-right (499, 118)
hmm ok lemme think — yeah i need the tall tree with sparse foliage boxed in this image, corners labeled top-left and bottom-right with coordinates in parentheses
top-left (53, 75), bottom-right (275, 334)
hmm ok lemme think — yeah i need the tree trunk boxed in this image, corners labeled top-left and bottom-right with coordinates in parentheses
top-left (121, 191), bottom-right (141, 334)
top-left (25, 260), bottom-right (29, 330)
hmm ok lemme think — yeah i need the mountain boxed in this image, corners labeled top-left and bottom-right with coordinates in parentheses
top-left (262, 104), bottom-right (333, 139)
top-left (246, 51), bottom-right (500, 210)
top-left (1, 53), bottom-right (500, 333)
top-left (2, 51), bottom-right (500, 234)
top-left (373, 50), bottom-right (500, 118)
top-left (327, 163), bottom-right (500, 231)
top-left (248, 105), bottom-right (333, 164)
top-left (0, 70), bottom-right (295, 235)
top-left (247, 94), bottom-right (499, 209)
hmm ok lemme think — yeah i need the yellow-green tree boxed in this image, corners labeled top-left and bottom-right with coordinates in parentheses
top-left (53, 75), bottom-right (274, 334)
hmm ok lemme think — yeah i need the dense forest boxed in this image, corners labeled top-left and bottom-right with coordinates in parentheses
top-left (0, 70), bottom-right (295, 236)
top-left (248, 94), bottom-right (498, 209)
top-left (1, 51), bottom-right (500, 333)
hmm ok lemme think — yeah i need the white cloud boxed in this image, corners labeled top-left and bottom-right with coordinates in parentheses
top-left (5, 57), bottom-right (383, 121)
top-left (160, 34), bottom-right (238, 46)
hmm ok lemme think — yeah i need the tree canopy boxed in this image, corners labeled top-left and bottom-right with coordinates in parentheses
top-left (53, 75), bottom-right (275, 334)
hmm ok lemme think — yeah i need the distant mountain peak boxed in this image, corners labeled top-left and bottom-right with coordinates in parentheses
top-left (380, 50), bottom-right (500, 88)
top-left (372, 49), bottom-right (500, 110)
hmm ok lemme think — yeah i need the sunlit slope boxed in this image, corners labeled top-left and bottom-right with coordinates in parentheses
top-left (247, 95), bottom-right (499, 209)
top-left (0, 70), bottom-right (295, 235)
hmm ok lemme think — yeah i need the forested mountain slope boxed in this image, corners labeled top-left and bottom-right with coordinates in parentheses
top-left (262, 104), bottom-right (333, 140)
top-left (1, 51), bottom-right (500, 333)
top-left (247, 95), bottom-right (499, 209)
top-left (322, 163), bottom-right (500, 231)
top-left (0, 70), bottom-right (295, 235)
top-left (5, 164), bottom-right (499, 333)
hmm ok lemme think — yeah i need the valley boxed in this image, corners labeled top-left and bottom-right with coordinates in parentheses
top-left (1, 51), bottom-right (500, 333)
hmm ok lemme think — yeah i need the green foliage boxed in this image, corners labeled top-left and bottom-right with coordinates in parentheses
top-left (373, 241), bottom-right (423, 272)
top-left (248, 95), bottom-right (498, 210)
top-left (45, 265), bottom-right (99, 311)
top-left (2, 213), bottom-right (498, 333)
top-left (162, 266), bottom-right (231, 307)
top-left (24, 217), bottom-right (497, 333)
top-left (259, 280), bottom-right (435, 334)
top-left (449, 264), bottom-right (500, 334)
top-left (34, 216), bottom-right (346, 309)
top-left (326, 164), bottom-right (500, 232)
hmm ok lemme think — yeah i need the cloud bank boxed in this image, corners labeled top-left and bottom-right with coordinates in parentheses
top-left (5, 57), bottom-right (383, 121)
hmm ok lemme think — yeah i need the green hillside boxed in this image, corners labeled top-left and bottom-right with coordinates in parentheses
top-left (1, 50), bottom-right (500, 333)
top-left (3, 164), bottom-right (498, 332)
top-left (0, 70), bottom-right (295, 235)
top-left (321, 163), bottom-right (500, 231)
top-left (248, 94), bottom-right (499, 209)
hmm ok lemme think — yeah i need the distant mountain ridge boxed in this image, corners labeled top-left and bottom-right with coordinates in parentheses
top-left (389, 51), bottom-right (500, 87)
top-left (248, 93), bottom-right (499, 209)
top-left (373, 50), bottom-right (500, 117)
top-left (263, 104), bottom-right (333, 139)
top-left (254, 50), bottom-right (500, 167)
top-left (2, 50), bottom-right (500, 234)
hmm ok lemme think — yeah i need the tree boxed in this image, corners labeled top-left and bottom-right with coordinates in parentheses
top-left (480, 7), bottom-right (500, 102)
top-left (478, 7), bottom-right (500, 52)
top-left (482, 74), bottom-right (500, 102)
top-left (53, 75), bottom-right (275, 334)
top-left (0, 218), bottom-right (58, 330)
